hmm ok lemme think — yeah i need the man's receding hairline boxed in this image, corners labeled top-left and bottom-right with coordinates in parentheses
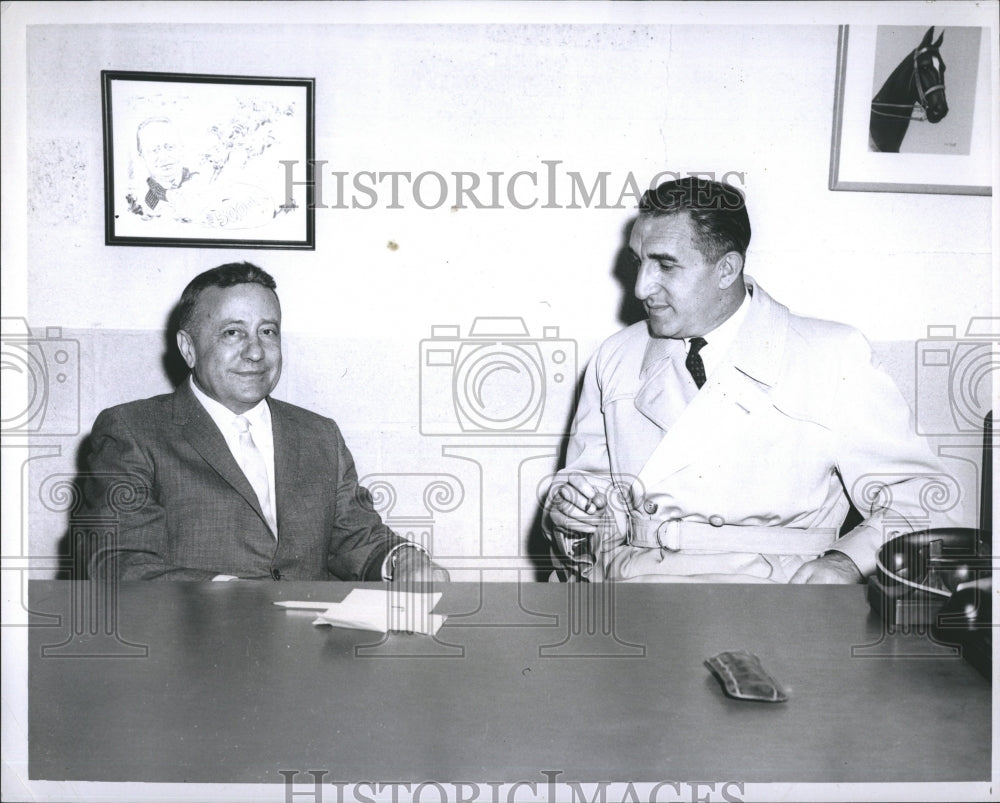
top-left (182, 284), bottom-right (281, 332)
top-left (635, 208), bottom-right (726, 262)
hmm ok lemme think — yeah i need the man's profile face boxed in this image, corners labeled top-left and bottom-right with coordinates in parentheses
top-left (177, 284), bottom-right (282, 414)
top-left (630, 212), bottom-right (735, 339)
top-left (138, 121), bottom-right (185, 189)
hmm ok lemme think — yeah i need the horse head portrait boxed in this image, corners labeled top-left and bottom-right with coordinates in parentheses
top-left (870, 26), bottom-right (948, 153)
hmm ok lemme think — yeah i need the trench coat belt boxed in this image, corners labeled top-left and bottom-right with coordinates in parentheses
top-left (627, 515), bottom-right (839, 555)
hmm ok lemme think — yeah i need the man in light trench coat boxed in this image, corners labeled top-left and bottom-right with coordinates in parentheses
top-left (544, 177), bottom-right (963, 583)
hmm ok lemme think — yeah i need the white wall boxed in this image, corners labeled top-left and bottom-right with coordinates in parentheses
top-left (4, 3), bottom-right (995, 579)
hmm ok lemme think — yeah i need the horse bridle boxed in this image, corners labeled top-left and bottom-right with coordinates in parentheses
top-left (870, 45), bottom-right (945, 121)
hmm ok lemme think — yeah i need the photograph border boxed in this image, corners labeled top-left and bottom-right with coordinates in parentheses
top-left (101, 69), bottom-right (316, 249)
top-left (829, 25), bottom-right (991, 196)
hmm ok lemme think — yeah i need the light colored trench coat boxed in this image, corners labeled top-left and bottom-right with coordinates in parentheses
top-left (545, 279), bottom-right (964, 582)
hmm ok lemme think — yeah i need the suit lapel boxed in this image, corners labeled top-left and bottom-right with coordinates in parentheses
top-left (172, 383), bottom-right (267, 523)
top-left (269, 400), bottom-right (300, 531)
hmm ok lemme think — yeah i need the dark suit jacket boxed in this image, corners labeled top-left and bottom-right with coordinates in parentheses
top-left (83, 383), bottom-right (409, 581)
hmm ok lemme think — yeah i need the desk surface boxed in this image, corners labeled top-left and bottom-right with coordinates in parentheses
top-left (28, 581), bottom-right (990, 784)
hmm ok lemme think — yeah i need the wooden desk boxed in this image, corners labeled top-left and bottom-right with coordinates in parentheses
top-left (28, 581), bottom-right (990, 784)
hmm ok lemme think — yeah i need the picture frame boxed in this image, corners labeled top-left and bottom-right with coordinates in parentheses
top-left (102, 70), bottom-right (315, 248)
top-left (829, 25), bottom-right (991, 196)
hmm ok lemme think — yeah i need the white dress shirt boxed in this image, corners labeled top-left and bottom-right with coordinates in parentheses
top-left (189, 377), bottom-right (278, 520)
top-left (189, 378), bottom-right (278, 581)
top-left (683, 285), bottom-right (751, 382)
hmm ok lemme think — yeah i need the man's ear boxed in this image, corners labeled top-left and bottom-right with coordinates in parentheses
top-left (716, 251), bottom-right (744, 289)
top-left (176, 329), bottom-right (196, 370)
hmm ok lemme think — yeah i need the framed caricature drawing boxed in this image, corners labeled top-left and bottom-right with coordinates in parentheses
top-left (102, 70), bottom-right (315, 248)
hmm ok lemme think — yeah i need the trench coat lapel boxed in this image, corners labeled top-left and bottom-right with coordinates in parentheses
top-left (633, 335), bottom-right (697, 432)
top-left (726, 278), bottom-right (788, 391)
top-left (632, 279), bottom-right (791, 490)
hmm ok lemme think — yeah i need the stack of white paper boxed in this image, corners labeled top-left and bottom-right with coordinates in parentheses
top-left (275, 589), bottom-right (445, 635)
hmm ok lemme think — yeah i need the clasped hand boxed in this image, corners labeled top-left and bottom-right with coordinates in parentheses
top-left (546, 473), bottom-right (611, 535)
top-left (547, 473), bottom-right (865, 585)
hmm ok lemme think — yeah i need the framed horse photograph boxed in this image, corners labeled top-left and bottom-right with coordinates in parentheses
top-left (829, 25), bottom-right (991, 195)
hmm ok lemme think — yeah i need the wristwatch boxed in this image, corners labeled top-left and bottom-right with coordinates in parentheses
top-left (382, 543), bottom-right (429, 581)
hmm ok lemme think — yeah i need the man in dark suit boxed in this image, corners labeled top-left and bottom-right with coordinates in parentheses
top-left (84, 262), bottom-right (447, 583)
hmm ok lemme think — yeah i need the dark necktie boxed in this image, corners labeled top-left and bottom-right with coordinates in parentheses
top-left (685, 337), bottom-right (708, 389)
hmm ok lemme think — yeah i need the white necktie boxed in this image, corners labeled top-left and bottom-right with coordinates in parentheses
top-left (233, 415), bottom-right (278, 537)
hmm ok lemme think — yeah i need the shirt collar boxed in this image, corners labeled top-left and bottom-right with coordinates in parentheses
top-left (684, 286), bottom-right (751, 377)
top-left (188, 376), bottom-right (270, 433)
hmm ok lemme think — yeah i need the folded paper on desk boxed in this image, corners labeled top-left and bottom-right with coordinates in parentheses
top-left (275, 590), bottom-right (445, 635)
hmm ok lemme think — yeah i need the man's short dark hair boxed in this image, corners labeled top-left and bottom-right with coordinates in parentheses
top-left (638, 177), bottom-right (751, 262)
top-left (176, 262), bottom-right (277, 332)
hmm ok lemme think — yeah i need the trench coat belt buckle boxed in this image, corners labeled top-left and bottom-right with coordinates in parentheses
top-left (628, 515), bottom-right (840, 555)
top-left (657, 519), bottom-right (684, 551)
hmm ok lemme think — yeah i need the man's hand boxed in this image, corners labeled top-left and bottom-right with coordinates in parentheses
top-left (789, 551), bottom-right (863, 584)
top-left (546, 473), bottom-right (609, 535)
top-left (390, 547), bottom-right (450, 585)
